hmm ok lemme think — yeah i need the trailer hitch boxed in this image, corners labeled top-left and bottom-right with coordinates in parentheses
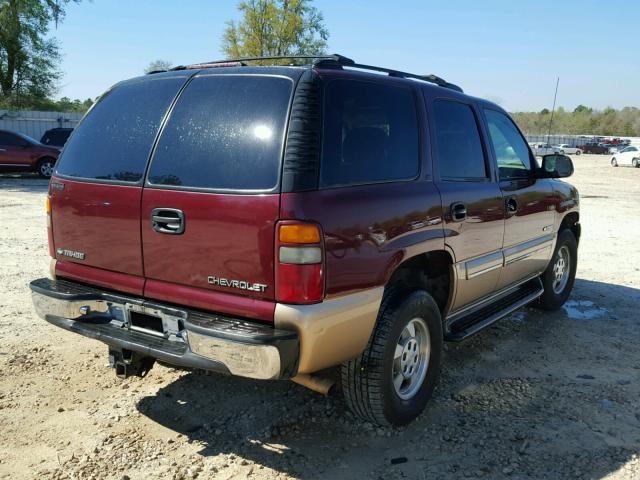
top-left (108, 348), bottom-right (155, 379)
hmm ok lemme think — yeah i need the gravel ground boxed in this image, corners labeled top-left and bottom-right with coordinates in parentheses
top-left (0, 154), bottom-right (639, 480)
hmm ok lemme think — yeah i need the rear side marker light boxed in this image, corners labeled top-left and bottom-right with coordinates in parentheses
top-left (279, 224), bottom-right (321, 244)
top-left (46, 195), bottom-right (55, 258)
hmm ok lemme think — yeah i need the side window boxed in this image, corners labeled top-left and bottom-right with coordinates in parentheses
top-left (0, 132), bottom-right (20, 146)
top-left (484, 109), bottom-right (533, 180)
top-left (320, 80), bottom-right (419, 188)
top-left (432, 100), bottom-right (487, 180)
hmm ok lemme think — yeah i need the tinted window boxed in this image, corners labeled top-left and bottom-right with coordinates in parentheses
top-left (148, 75), bottom-right (292, 191)
top-left (55, 75), bottom-right (188, 182)
top-left (0, 132), bottom-right (21, 146)
top-left (484, 109), bottom-right (533, 179)
top-left (433, 100), bottom-right (486, 180)
top-left (320, 80), bottom-right (419, 187)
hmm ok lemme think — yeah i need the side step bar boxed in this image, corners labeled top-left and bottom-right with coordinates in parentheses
top-left (445, 277), bottom-right (544, 341)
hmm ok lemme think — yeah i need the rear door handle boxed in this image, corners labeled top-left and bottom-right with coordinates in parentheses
top-left (151, 208), bottom-right (185, 234)
top-left (506, 197), bottom-right (518, 215)
top-left (450, 202), bottom-right (467, 222)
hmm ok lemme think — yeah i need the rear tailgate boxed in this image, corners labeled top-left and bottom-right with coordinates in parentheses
top-left (140, 74), bottom-right (295, 320)
top-left (50, 72), bottom-right (194, 294)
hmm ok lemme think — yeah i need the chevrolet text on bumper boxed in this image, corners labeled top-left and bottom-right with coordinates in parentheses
top-left (29, 278), bottom-right (299, 380)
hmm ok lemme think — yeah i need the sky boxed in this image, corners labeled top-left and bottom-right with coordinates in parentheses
top-left (52, 0), bottom-right (639, 112)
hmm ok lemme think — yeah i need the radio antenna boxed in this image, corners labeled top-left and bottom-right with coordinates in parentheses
top-left (546, 77), bottom-right (560, 145)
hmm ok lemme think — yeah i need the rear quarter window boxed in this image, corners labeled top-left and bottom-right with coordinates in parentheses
top-left (55, 75), bottom-right (189, 183)
top-left (320, 79), bottom-right (420, 188)
top-left (147, 75), bottom-right (293, 191)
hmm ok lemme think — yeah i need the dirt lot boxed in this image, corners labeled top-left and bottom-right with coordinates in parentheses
top-left (0, 154), bottom-right (639, 480)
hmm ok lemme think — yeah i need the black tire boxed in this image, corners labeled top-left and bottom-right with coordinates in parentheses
top-left (611, 158), bottom-right (618, 167)
top-left (576, 150), bottom-right (581, 155)
top-left (537, 229), bottom-right (578, 311)
top-left (341, 289), bottom-right (443, 426)
top-left (37, 157), bottom-right (56, 178)
top-left (633, 158), bottom-right (639, 168)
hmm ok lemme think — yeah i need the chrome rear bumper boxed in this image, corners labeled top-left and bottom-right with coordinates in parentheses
top-left (29, 278), bottom-right (299, 380)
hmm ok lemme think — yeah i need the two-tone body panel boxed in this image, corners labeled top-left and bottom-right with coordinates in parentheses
top-left (38, 63), bottom-right (579, 382)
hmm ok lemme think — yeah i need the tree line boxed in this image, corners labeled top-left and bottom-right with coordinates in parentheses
top-left (511, 106), bottom-right (640, 137)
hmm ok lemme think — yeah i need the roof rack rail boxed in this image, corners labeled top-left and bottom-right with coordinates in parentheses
top-left (313, 56), bottom-right (463, 93)
top-left (167, 54), bottom-right (351, 72)
top-left (164, 53), bottom-right (463, 93)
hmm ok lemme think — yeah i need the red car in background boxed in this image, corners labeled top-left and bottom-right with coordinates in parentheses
top-left (0, 129), bottom-right (60, 178)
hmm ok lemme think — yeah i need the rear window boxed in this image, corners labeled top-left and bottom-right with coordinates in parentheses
top-left (320, 79), bottom-right (419, 188)
top-left (147, 75), bottom-right (293, 191)
top-left (55, 75), bottom-right (189, 183)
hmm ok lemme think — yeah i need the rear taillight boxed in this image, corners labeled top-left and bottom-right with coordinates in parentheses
top-left (275, 221), bottom-right (324, 304)
top-left (46, 195), bottom-right (55, 258)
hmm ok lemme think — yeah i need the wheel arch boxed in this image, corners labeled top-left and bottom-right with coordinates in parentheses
top-left (382, 250), bottom-right (453, 317)
top-left (35, 155), bottom-right (57, 168)
top-left (559, 211), bottom-right (580, 245)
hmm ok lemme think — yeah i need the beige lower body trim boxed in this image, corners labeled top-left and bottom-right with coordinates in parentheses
top-left (274, 287), bottom-right (384, 374)
top-left (49, 258), bottom-right (57, 280)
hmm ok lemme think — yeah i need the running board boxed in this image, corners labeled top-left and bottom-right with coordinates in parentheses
top-left (444, 278), bottom-right (544, 341)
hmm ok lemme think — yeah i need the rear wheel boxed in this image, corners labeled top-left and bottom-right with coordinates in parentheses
top-left (576, 150), bottom-right (581, 155)
top-left (341, 290), bottom-right (443, 426)
top-left (537, 230), bottom-right (577, 310)
top-left (37, 157), bottom-right (55, 178)
top-left (611, 158), bottom-right (618, 167)
top-left (633, 158), bottom-right (639, 168)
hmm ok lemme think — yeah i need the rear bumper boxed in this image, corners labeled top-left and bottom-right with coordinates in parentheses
top-left (29, 278), bottom-right (299, 380)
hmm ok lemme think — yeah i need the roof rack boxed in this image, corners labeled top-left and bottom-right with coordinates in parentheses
top-left (165, 53), bottom-right (463, 93)
top-left (313, 55), bottom-right (463, 93)
top-left (169, 54), bottom-right (342, 71)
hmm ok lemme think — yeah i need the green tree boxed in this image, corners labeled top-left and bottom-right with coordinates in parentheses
top-left (573, 104), bottom-right (592, 114)
top-left (144, 59), bottom-right (172, 74)
top-left (0, 0), bottom-right (78, 107)
top-left (221, 0), bottom-right (328, 60)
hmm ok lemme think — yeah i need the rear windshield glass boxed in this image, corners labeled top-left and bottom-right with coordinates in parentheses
top-left (147, 75), bottom-right (293, 191)
top-left (55, 75), bottom-right (188, 183)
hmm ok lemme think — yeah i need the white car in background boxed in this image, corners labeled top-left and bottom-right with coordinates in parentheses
top-left (553, 144), bottom-right (582, 155)
top-left (611, 146), bottom-right (640, 168)
top-left (529, 142), bottom-right (560, 156)
top-left (607, 144), bottom-right (627, 154)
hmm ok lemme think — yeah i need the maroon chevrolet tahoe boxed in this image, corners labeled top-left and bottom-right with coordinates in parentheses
top-left (30, 54), bottom-right (580, 426)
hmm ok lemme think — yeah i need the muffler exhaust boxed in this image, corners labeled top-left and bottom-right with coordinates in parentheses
top-left (292, 373), bottom-right (336, 396)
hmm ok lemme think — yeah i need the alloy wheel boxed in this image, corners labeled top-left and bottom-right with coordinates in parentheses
top-left (392, 317), bottom-right (430, 400)
top-left (552, 245), bottom-right (571, 294)
top-left (39, 161), bottom-right (54, 178)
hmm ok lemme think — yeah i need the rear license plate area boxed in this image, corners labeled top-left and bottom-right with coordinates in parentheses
top-left (129, 311), bottom-right (164, 336)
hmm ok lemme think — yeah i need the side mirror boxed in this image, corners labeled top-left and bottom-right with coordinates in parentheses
top-left (540, 154), bottom-right (573, 178)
